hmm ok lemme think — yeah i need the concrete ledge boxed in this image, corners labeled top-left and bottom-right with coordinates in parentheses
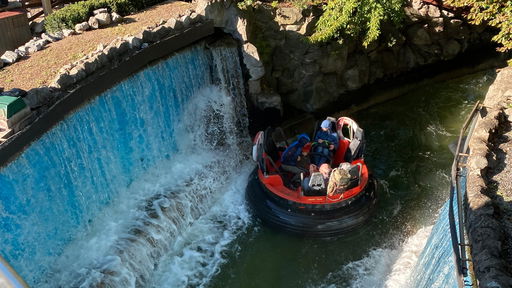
top-left (0, 21), bottom-right (215, 168)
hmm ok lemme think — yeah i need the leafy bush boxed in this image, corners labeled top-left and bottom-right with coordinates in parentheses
top-left (445, 0), bottom-right (512, 51)
top-left (309, 0), bottom-right (405, 47)
top-left (44, 0), bottom-right (158, 32)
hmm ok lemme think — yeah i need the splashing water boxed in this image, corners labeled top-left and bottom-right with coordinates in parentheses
top-left (0, 42), bottom-right (253, 287)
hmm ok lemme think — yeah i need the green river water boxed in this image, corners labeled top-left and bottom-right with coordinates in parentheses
top-left (209, 70), bottom-right (495, 288)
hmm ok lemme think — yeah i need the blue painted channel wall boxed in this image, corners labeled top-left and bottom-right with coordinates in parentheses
top-left (409, 167), bottom-right (472, 288)
top-left (0, 44), bottom-right (228, 285)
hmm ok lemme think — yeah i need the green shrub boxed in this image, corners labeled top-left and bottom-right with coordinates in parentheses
top-left (309, 0), bottom-right (405, 47)
top-left (44, 0), bottom-right (160, 32)
top-left (446, 0), bottom-right (512, 51)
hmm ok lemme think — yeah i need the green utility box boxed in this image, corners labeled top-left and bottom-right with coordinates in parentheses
top-left (0, 95), bottom-right (27, 119)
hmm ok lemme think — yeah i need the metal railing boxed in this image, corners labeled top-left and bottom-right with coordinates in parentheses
top-left (449, 101), bottom-right (482, 288)
top-left (0, 255), bottom-right (28, 288)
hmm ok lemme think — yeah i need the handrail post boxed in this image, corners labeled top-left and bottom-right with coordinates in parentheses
top-left (41, 0), bottom-right (53, 16)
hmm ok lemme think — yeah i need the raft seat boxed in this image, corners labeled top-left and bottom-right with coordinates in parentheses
top-left (333, 139), bottom-right (350, 166)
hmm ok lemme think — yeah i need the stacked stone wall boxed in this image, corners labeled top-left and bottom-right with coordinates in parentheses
top-left (240, 0), bottom-right (494, 112)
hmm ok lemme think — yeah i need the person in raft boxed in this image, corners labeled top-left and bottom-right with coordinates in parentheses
top-left (302, 163), bottom-right (332, 193)
top-left (280, 133), bottom-right (310, 174)
top-left (311, 119), bottom-right (338, 166)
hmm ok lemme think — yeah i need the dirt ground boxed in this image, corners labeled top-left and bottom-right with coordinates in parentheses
top-left (0, 0), bottom-right (194, 91)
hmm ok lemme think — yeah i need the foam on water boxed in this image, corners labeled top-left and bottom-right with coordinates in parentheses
top-left (315, 226), bottom-right (433, 288)
top-left (0, 42), bottom-right (252, 287)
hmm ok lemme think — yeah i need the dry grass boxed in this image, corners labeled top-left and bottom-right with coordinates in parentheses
top-left (0, 1), bottom-right (194, 91)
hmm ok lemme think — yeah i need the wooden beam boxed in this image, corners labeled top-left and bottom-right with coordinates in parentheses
top-left (41, 0), bottom-right (52, 15)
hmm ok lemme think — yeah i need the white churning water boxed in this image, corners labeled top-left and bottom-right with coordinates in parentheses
top-left (0, 43), bottom-right (253, 287)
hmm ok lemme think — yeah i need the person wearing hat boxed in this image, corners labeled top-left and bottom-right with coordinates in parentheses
top-left (280, 133), bottom-right (310, 174)
top-left (311, 119), bottom-right (339, 166)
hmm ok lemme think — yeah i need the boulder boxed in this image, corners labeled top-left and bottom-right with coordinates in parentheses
top-left (75, 22), bottom-right (90, 33)
top-left (52, 72), bottom-right (74, 89)
top-left (164, 18), bottom-right (182, 30)
top-left (41, 32), bottom-right (61, 42)
top-left (320, 46), bottom-right (348, 74)
top-left (14, 48), bottom-right (27, 58)
top-left (429, 17), bottom-right (444, 33)
top-left (1, 51), bottom-right (19, 64)
top-left (253, 91), bottom-right (282, 112)
top-left (93, 8), bottom-right (108, 15)
top-left (83, 57), bottom-right (100, 75)
top-left (343, 67), bottom-right (360, 90)
top-left (95, 13), bottom-right (112, 26)
top-left (180, 15), bottom-right (191, 27)
top-left (25, 39), bottom-right (46, 54)
top-left (24, 87), bottom-right (53, 109)
top-left (46, 31), bottom-right (64, 41)
top-left (189, 12), bottom-right (202, 24)
top-left (440, 39), bottom-right (461, 59)
top-left (68, 65), bottom-right (86, 83)
top-left (125, 36), bottom-right (142, 49)
top-left (407, 25), bottom-right (431, 45)
top-left (242, 43), bottom-right (265, 80)
top-left (152, 25), bottom-right (170, 39)
top-left (141, 28), bottom-right (159, 43)
top-left (111, 12), bottom-right (123, 23)
top-left (1, 88), bottom-right (27, 98)
top-left (88, 16), bottom-right (99, 29)
top-left (30, 20), bottom-right (45, 34)
top-left (275, 7), bottom-right (302, 25)
top-left (62, 29), bottom-right (75, 37)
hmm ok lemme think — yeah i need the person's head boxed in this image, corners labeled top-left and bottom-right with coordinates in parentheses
top-left (319, 163), bottom-right (332, 178)
top-left (321, 120), bottom-right (331, 131)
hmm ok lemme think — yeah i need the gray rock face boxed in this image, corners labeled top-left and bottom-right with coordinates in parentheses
top-left (242, 43), bottom-right (265, 80)
top-left (1, 51), bottom-right (19, 64)
top-left (180, 15), bottom-right (191, 28)
top-left (164, 18), bottom-right (180, 30)
top-left (52, 72), bottom-right (73, 89)
top-left (47, 31), bottom-right (64, 41)
top-left (465, 67), bottom-right (512, 288)
top-left (95, 13), bottom-right (112, 26)
top-left (125, 36), bottom-right (142, 49)
top-left (41, 32), bottom-right (61, 43)
top-left (93, 8), bottom-right (108, 15)
top-left (407, 25), bottom-right (432, 45)
top-left (111, 12), bottom-right (123, 23)
top-left (88, 16), bottom-right (99, 29)
top-left (440, 39), bottom-right (461, 59)
top-left (141, 28), bottom-right (160, 43)
top-left (75, 22), bottom-right (90, 33)
top-left (196, 0), bottom-right (246, 42)
top-left (25, 39), bottom-right (46, 54)
top-left (62, 29), bottom-right (76, 37)
top-left (275, 7), bottom-right (302, 25)
top-left (30, 20), bottom-right (45, 34)
top-left (24, 87), bottom-right (53, 109)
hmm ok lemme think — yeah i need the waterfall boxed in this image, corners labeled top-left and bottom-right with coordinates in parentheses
top-left (0, 42), bottom-right (253, 287)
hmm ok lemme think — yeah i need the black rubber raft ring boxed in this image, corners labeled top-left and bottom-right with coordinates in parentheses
top-left (246, 168), bottom-right (378, 237)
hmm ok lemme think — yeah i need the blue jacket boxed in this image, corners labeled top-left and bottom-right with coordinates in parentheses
top-left (281, 134), bottom-right (310, 166)
top-left (314, 130), bottom-right (338, 150)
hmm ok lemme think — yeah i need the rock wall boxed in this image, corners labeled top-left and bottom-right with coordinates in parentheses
top-left (467, 67), bottom-right (512, 287)
top-left (239, 0), bottom-right (494, 112)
